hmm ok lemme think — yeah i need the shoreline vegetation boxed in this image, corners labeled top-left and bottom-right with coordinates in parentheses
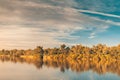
top-left (0, 44), bottom-right (120, 61)
top-left (0, 44), bottom-right (120, 74)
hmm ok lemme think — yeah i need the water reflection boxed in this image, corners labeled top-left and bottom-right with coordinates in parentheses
top-left (43, 58), bottom-right (120, 76)
top-left (0, 56), bottom-right (120, 76)
top-left (0, 56), bottom-right (43, 69)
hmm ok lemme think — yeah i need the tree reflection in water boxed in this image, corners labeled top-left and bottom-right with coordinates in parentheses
top-left (0, 55), bottom-right (120, 76)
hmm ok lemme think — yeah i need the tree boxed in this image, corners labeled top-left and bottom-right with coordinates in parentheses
top-left (60, 44), bottom-right (66, 50)
top-left (34, 46), bottom-right (44, 55)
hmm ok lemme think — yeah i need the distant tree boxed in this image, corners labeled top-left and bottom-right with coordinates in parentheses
top-left (34, 46), bottom-right (44, 55)
top-left (65, 47), bottom-right (70, 54)
top-left (60, 44), bottom-right (66, 50)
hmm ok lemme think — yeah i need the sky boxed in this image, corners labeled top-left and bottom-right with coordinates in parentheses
top-left (0, 0), bottom-right (120, 49)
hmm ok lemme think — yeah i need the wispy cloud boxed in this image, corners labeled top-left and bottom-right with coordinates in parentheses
top-left (78, 9), bottom-right (120, 18)
top-left (0, 0), bottom-right (119, 49)
top-left (88, 32), bottom-right (96, 39)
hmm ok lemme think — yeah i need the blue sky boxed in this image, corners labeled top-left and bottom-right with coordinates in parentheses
top-left (0, 0), bottom-right (120, 49)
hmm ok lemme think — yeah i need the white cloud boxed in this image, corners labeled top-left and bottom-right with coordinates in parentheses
top-left (0, 0), bottom-right (119, 49)
top-left (78, 9), bottom-right (120, 18)
top-left (88, 32), bottom-right (96, 39)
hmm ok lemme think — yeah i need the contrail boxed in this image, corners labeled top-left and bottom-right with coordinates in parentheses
top-left (78, 9), bottom-right (120, 18)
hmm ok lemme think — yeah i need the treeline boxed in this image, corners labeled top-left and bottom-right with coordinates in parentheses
top-left (0, 46), bottom-right (44, 58)
top-left (0, 44), bottom-right (120, 74)
top-left (0, 44), bottom-right (120, 57)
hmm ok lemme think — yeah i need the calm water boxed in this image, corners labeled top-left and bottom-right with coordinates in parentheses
top-left (0, 60), bottom-right (120, 80)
